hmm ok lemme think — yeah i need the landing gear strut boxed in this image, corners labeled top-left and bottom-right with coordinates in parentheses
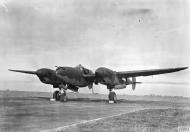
top-left (108, 89), bottom-right (117, 103)
top-left (53, 85), bottom-right (68, 102)
top-left (59, 89), bottom-right (68, 102)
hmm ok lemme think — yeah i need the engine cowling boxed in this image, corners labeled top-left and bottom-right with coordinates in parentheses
top-left (114, 84), bottom-right (126, 89)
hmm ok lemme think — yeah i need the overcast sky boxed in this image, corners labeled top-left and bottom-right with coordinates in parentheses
top-left (0, 0), bottom-right (189, 96)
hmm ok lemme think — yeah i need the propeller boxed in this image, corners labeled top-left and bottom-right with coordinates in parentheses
top-left (132, 77), bottom-right (136, 90)
top-left (88, 83), bottom-right (94, 94)
top-left (91, 87), bottom-right (94, 94)
top-left (132, 77), bottom-right (141, 90)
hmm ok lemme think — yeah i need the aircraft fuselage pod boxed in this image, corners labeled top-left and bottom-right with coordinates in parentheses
top-left (55, 65), bottom-right (94, 87)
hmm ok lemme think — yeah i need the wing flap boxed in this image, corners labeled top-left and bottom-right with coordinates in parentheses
top-left (117, 67), bottom-right (188, 78)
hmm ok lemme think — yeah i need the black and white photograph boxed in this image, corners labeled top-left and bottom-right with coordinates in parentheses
top-left (0, 0), bottom-right (190, 131)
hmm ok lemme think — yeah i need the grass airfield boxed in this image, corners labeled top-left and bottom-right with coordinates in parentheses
top-left (0, 90), bottom-right (190, 132)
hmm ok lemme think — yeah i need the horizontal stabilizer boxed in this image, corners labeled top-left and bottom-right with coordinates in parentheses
top-left (8, 69), bottom-right (36, 75)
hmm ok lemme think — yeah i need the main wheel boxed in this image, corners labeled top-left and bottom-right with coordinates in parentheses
top-left (53, 90), bottom-right (60, 101)
top-left (60, 93), bottom-right (68, 102)
top-left (108, 91), bottom-right (117, 103)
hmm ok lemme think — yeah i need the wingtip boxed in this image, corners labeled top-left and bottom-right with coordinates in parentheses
top-left (182, 67), bottom-right (188, 70)
top-left (8, 69), bottom-right (16, 72)
top-left (177, 67), bottom-right (188, 71)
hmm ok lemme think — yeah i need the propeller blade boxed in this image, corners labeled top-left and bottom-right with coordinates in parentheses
top-left (91, 87), bottom-right (94, 94)
top-left (132, 77), bottom-right (136, 90)
top-left (87, 83), bottom-right (94, 94)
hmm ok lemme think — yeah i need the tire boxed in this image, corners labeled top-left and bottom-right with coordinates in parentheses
top-left (53, 91), bottom-right (60, 101)
top-left (60, 93), bottom-right (68, 102)
top-left (108, 91), bottom-right (117, 102)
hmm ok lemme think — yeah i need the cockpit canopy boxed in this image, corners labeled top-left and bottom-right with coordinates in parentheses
top-left (56, 64), bottom-right (93, 75)
top-left (76, 64), bottom-right (92, 75)
top-left (75, 64), bottom-right (84, 70)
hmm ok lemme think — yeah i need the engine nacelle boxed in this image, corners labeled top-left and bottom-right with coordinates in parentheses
top-left (114, 84), bottom-right (126, 89)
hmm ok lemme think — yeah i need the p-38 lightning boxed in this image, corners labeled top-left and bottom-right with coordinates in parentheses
top-left (9, 65), bottom-right (188, 102)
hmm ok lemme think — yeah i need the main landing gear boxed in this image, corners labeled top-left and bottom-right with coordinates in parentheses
top-left (53, 85), bottom-right (68, 102)
top-left (108, 89), bottom-right (117, 103)
top-left (53, 90), bottom-right (60, 101)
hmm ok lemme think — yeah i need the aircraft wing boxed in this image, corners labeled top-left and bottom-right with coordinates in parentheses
top-left (117, 67), bottom-right (188, 78)
top-left (8, 69), bottom-right (36, 74)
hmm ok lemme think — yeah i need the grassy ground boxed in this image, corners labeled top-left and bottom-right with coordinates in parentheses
top-left (0, 90), bottom-right (190, 132)
top-left (64, 108), bottom-right (190, 132)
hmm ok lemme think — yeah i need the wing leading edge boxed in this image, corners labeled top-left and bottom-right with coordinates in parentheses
top-left (117, 67), bottom-right (188, 78)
